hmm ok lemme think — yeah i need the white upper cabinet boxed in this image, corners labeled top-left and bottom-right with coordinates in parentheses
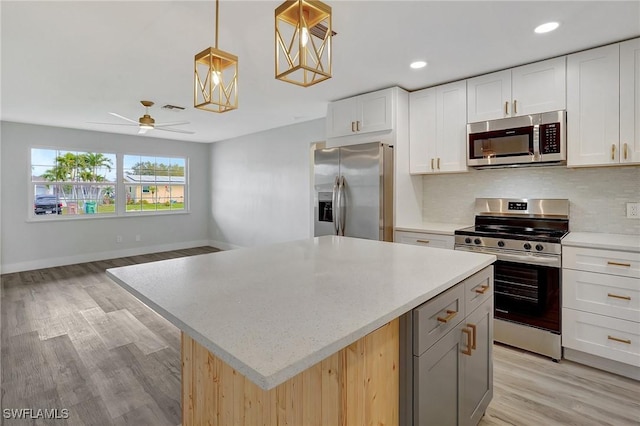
top-left (326, 97), bottom-right (358, 138)
top-left (466, 70), bottom-right (511, 123)
top-left (410, 80), bottom-right (467, 174)
top-left (467, 56), bottom-right (566, 123)
top-left (620, 38), bottom-right (640, 164)
top-left (326, 87), bottom-right (394, 139)
top-left (567, 39), bottom-right (640, 167)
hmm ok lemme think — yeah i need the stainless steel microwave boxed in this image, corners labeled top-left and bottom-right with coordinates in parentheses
top-left (467, 110), bottom-right (566, 167)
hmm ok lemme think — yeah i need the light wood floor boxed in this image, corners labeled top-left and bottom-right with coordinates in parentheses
top-left (2, 248), bottom-right (639, 426)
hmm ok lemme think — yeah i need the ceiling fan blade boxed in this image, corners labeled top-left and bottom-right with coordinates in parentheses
top-left (154, 121), bottom-right (190, 128)
top-left (155, 127), bottom-right (195, 134)
top-left (109, 112), bottom-right (139, 124)
top-left (87, 121), bottom-right (138, 127)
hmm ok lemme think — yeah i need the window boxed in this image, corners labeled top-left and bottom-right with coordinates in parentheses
top-left (123, 155), bottom-right (186, 213)
top-left (31, 149), bottom-right (116, 217)
top-left (30, 149), bottom-right (187, 219)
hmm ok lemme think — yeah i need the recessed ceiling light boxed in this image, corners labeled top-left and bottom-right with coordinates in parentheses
top-left (410, 61), bottom-right (427, 69)
top-left (534, 22), bottom-right (560, 34)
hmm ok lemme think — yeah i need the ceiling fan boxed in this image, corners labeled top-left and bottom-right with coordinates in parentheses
top-left (91, 100), bottom-right (194, 134)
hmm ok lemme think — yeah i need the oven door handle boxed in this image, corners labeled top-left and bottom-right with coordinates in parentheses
top-left (454, 245), bottom-right (561, 268)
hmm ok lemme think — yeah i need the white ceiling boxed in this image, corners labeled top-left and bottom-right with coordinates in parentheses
top-left (2, 1), bottom-right (639, 143)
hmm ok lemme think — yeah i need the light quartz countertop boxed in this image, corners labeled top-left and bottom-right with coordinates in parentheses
top-left (562, 232), bottom-right (640, 253)
top-left (395, 222), bottom-right (472, 235)
top-left (106, 236), bottom-right (495, 390)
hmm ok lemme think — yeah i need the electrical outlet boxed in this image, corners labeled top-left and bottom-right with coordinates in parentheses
top-left (116, 235), bottom-right (123, 243)
top-left (135, 234), bottom-right (141, 242)
top-left (627, 202), bottom-right (640, 219)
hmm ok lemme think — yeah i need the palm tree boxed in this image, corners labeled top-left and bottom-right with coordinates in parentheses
top-left (43, 152), bottom-right (114, 211)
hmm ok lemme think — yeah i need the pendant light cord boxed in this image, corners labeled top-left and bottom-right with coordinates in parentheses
top-left (215, 0), bottom-right (219, 49)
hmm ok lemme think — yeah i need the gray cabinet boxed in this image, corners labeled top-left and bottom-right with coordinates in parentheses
top-left (460, 298), bottom-right (493, 426)
top-left (402, 266), bottom-right (494, 426)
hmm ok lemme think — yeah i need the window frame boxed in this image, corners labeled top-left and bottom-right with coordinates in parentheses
top-left (29, 147), bottom-right (189, 221)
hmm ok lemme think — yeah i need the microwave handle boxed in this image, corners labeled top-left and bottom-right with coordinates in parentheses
top-left (533, 125), bottom-right (540, 160)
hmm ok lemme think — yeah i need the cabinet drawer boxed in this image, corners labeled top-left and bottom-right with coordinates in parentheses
top-left (563, 246), bottom-right (640, 278)
top-left (413, 284), bottom-right (465, 356)
top-left (563, 308), bottom-right (640, 367)
top-left (563, 269), bottom-right (640, 322)
top-left (464, 266), bottom-right (494, 314)
top-left (395, 231), bottom-right (454, 250)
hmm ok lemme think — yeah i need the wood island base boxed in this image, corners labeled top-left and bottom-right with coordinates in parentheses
top-left (181, 318), bottom-right (399, 426)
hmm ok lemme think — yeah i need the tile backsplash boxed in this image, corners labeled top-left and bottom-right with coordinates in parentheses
top-left (422, 165), bottom-right (640, 235)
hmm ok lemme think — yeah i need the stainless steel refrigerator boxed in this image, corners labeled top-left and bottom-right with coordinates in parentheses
top-left (314, 142), bottom-right (393, 241)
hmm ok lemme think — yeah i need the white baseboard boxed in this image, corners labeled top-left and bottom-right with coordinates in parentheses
top-left (564, 347), bottom-right (640, 381)
top-left (208, 239), bottom-right (244, 251)
top-left (1, 240), bottom-right (214, 274)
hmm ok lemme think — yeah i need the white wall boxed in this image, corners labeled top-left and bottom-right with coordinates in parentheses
top-left (209, 119), bottom-right (325, 248)
top-left (421, 165), bottom-right (640, 235)
top-left (0, 121), bottom-right (211, 272)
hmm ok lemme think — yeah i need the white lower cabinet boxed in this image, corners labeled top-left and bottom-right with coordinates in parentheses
top-left (410, 267), bottom-right (493, 426)
top-left (562, 245), bottom-right (640, 378)
top-left (395, 230), bottom-right (455, 250)
top-left (563, 309), bottom-right (640, 367)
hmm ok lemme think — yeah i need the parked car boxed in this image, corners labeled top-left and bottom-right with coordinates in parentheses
top-left (34, 195), bottom-right (62, 215)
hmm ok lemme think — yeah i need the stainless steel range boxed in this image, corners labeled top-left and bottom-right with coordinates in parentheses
top-left (454, 198), bottom-right (569, 360)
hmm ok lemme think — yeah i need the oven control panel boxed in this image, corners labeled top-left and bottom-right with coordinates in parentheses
top-left (507, 201), bottom-right (527, 211)
top-left (454, 235), bottom-right (562, 256)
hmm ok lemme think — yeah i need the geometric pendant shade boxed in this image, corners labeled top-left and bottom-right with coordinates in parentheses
top-left (195, 0), bottom-right (238, 112)
top-left (275, 0), bottom-right (332, 87)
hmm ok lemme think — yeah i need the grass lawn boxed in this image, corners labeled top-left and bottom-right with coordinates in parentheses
top-left (61, 203), bottom-right (184, 215)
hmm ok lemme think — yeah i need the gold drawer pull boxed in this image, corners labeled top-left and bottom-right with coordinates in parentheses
top-left (437, 309), bottom-right (458, 323)
top-left (607, 261), bottom-right (631, 268)
top-left (468, 323), bottom-right (477, 349)
top-left (416, 239), bottom-right (430, 244)
top-left (513, 99), bottom-right (518, 115)
top-left (504, 101), bottom-right (509, 116)
top-left (607, 293), bottom-right (631, 301)
top-left (624, 143), bottom-right (628, 160)
top-left (462, 328), bottom-right (473, 355)
top-left (611, 144), bottom-right (616, 160)
top-left (351, 121), bottom-right (356, 132)
top-left (437, 157), bottom-right (441, 169)
top-left (431, 158), bottom-right (434, 170)
top-left (475, 285), bottom-right (490, 294)
top-left (608, 335), bottom-right (631, 345)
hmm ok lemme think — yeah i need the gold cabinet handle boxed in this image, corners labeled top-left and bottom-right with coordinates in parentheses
top-left (504, 101), bottom-right (509, 116)
top-left (468, 323), bottom-right (477, 349)
top-left (607, 293), bottom-right (631, 301)
top-left (475, 285), bottom-right (490, 294)
top-left (608, 335), bottom-right (631, 345)
top-left (437, 309), bottom-right (458, 323)
top-left (356, 121), bottom-right (361, 131)
top-left (624, 143), bottom-right (628, 160)
top-left (462, 328), bottom-right (473, 355)
top-left (437, 157), bottom-right (441, 169)
top-left (416, 239), bottom-right (430, 244)
top-left (430, 158), bottom-right (434, 170)
top-left (611, 144), bottom-right (616, 160)
top-left (607, 261), bottom-right (631, 267)
top-left (513, 99), bottom-right (518, 115)
top-left (351, 121), bottom-right (356, 132)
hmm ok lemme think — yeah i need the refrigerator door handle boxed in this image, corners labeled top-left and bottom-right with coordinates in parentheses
top-left (332, 176), bottom-right (340, 235)
top-left (338, 176), bottom-right (346, 236)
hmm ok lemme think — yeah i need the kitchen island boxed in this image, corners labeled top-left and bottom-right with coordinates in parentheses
top-left (106, 236), bottom-right (495, 425)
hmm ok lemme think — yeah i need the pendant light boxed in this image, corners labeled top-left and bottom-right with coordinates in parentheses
top-left (275, 0), bottom-right (333, 87)
top-left (194, 0), bottom-right (238, 112)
